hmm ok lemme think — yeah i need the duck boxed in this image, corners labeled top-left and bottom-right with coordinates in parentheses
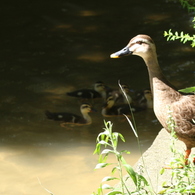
top-left (110, 84), bottom-right (133, 104)
top-left (66, 81), bottom-right (106, 100)
top-left (134, 89), bottom-right (153, 109)
top-left (101, 96), bottom-right (143, 117)
top-left (45, 103), bottom-right (93, 127)
top-left (110, 34), bottom-right (195, 163)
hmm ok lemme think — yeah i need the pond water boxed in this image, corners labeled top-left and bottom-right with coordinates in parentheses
top-left (1, 0), bottom-right (195, 194)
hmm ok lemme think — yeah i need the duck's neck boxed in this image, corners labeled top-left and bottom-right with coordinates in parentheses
top-left (100, 90), bottom-right (107, 100)
top-left (122, 93), bottom-right (132, 104)
top-left (101, 101), bottom-right (114, 116)
top-left (82, 113), bottom-right (92, 124)
top-left (143, 54), bottom-right (177, 93)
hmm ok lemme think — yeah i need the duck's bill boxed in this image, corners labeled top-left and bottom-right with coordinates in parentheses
top-left (110, 46), bottom-right (132, 58)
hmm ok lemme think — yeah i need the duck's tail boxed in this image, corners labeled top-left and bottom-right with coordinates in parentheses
top-left (45, 110), bottom-right (56, 120)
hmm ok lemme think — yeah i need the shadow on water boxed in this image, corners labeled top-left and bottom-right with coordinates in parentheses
top-left (1, 0), bottom-right (195, 194)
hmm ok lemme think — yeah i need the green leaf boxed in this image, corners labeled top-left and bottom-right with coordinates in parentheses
top-left (95, 163), bottom-right (110, 169)
top-left (101, 184), bottom-right (114, 189)
top-left (160, 167), bottom-right (165, 175)
top-left (112, 132), bottom-right (119, 147)
top-left (93, 143), bottom-right (101, 155)
top-left (171, 36), bottom-right (175, 41)
top-left (118, 133), bottom-right (125, 142)
top-left (120, 156), bottom-right (127, 164)
top-left (99, 140), bottom-right (109, 145)
top-left (98, 154), bottom-right (108, 163)
top-left (107, 191), bottom-right (123, 195)
top-left (164, 31), bottom-right (168, 36)
top-left (97, 131), bottom-right (108, 141)
top-left (123, 164), bottom-right (138, 185)
top-left (138, 175), bottom-right (149, 186)
top-left (101, 149), bottom-right (114, 155)
top-left (102, 176), bottom-right (119, 182)
top-left (97, 184), bottom-right (103, 194)
top-left (121, 150), bottom-right (130, 154)
top-left (111, 166), bottom-right (120, 174)
top-left (168, 29), bottom-right (173, 34)
top-left (179, 87), bottom-right (195, 93)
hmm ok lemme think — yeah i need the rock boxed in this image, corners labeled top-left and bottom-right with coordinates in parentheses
top-left (122, 128), bottom-right (195, 194)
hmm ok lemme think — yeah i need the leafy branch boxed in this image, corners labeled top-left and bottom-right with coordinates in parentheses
top-left (164, 0), bottom-right (195, 47)
top-left (179, 0), bottom-right (195, 12)
top-left (164, 29), bottom-right (195, 47)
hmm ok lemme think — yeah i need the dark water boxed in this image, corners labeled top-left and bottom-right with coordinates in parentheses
top-left (1, 0), bottom-right (195, 194)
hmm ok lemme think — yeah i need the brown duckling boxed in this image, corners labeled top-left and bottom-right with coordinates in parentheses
top-left (101, 96), bottom-right (143, 117)
top-left (110, 84), bottom-right (133, 104)
top-left (134, 89), bottom-right (153, 109)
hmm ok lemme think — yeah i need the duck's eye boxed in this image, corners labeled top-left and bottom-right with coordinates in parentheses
top-left (136, 41), bottom-right (143, 45)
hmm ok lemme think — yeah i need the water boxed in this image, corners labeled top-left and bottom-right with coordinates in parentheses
top-left (1, 0), bottom-right (195, 194)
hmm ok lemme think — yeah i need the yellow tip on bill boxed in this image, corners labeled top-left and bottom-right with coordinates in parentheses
top-left (110, 53), bottom-right (119, 58)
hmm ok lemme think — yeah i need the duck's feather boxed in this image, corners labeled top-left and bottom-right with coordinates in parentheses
top-left (45, 110), bottom-right (86, 124)
top-left (66, 89), bottom-right (101, 99)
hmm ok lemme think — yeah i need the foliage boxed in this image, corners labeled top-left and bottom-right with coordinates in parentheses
top-left (164, 29), bottom-right (195, 47)
top-left (164, 0), bottom-right (195, 47)
top-left (91, 121), bottom-right (154, 195)
top-left (179, 0), bottom-right (195, 12)
top-left (159, 109), bottom-right (195, 194)
top-left (92, 110), bottom-right (195, 195)
top-left (178, 86), bottom-right (195, 93)
top-left (160, 162), bottom-right (195, 194)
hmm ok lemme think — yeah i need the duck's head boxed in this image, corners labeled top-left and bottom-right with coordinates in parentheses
top-left (120, 84), bottom-right (130, 94)
top-left (110, 34), bottom-right (156, 59)
top-left (80, 103), bottom-right (92, 114)
top-left (94, 81), bottom-right (105, 92)
top-left (103, 96), bottom-right (115, 109)
top-left (144, 89), bottom-right (153, 101)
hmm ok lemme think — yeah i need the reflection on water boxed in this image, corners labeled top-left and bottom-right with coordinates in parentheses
top-left (1, 0), bottom-right (195, 194)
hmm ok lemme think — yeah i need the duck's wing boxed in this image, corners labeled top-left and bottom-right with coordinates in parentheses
top-left (171, 94), bottom-right (195, 135)
top-left (45, 110), bottom-right (82, 123)
top-left (67, 89), bottom-right (101, 99)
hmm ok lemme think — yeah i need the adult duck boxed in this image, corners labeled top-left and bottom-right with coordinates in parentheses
top-left (110, 34), bottom-right (195, 163)
top-left (66, 81), bottom-right (106, 100)
top-left (45, 103), bottom-right (92, 127)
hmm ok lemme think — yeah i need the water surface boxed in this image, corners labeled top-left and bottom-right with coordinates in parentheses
top-left (1, 0), bottom-right (195, 194)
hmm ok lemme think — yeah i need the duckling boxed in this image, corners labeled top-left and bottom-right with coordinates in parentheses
top-left (45, 103), bottom-right (92, 127)
top-left (110, 34), bottom-right (195, 163)
top-left (134, 89), bottom-right (153, 109)
top-left (101, 96), bottom-right (142, 117)
top-left (66, 81), bottom-right (106, 100)
top-left (115, 84), bottom-right (133, 104)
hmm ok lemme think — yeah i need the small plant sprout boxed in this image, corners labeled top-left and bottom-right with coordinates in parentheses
top-left (92, 121), bottom-right (153, 195)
